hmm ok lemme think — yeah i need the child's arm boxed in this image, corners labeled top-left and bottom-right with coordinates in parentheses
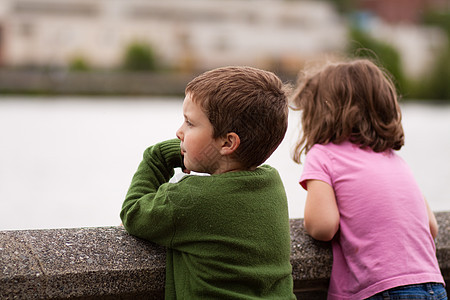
top-left (304, 179), bottom-right (340, 241)
top-left (120, 139), bottom-right (183, 243)
top-left (424, 197), bottom-right (439, 239)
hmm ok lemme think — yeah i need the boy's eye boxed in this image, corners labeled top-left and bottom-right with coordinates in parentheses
top-left (185, 120), bottom-right (193, 126)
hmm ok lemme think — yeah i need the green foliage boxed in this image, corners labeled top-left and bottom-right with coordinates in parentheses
top-left (423, 10), bottom-right (450, 37)
top-left (411, 45), bottom-right (450, 100)
top-left (341, 9), bottom-right (450, 100)
top-left (429, 48), bottom-right (450, 99)
top-left (322, 0), bottom-right (356, 14)
top-left (122, 42), bottom-right (157, 71)
top-left (414, 11), bottom-right (450, 100)
top-left (69, 56), bottom-right (91, 71)
top-left (347, 27), bottom-right (406, 93)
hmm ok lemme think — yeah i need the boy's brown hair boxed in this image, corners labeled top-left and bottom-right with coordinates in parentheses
top-left (291, 59), bottom-right (404, 163)
top-left (186, 66), bottom-right (288, 169)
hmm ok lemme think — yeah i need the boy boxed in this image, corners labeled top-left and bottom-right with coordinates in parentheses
top-left (120, 66), bottom-right (295, 299)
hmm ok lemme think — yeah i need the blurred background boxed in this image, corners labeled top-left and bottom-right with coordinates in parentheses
top-left (0, 0), bottom-right (449, 230)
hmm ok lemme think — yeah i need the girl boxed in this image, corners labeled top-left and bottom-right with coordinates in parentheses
top-left (291, 59), bottom-right (446, 299)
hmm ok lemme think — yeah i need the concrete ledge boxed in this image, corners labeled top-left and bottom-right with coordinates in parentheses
top-left (1, 212), bottom-right (449, 299)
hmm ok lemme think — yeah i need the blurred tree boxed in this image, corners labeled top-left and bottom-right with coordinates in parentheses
top-left (322, 0), bottom-right (356, 14)
top-left (424, 48), bottom-right (450, 100)
top-left (69, 56), bottom-right (91, 72)
top-left (423, 10), bottom-right (450, 37)
top-left (347, 27), bottom-right (406, 93)
top-left (418, 10), bottom-right (450, 100)
top-left (122, 42), bottom-right (157, 71)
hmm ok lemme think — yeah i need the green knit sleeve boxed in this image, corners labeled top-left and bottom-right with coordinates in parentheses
top-left (120, 138), bottom-right (183, 245)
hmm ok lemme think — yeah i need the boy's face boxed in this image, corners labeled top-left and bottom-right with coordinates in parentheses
top-left (176, 94), bottom-right (223, 174)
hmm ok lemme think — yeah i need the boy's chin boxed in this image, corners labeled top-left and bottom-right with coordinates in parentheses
top-left (187, 165), bottom-right (214, 175)
top-left (184, 159), bottom-right (220, 175)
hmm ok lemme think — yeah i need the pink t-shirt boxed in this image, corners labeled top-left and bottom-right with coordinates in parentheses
top-left (300, 141), bottom-right (444, 300)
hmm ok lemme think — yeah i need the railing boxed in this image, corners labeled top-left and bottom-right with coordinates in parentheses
top-left (1, 212), bottom-right (449, 299)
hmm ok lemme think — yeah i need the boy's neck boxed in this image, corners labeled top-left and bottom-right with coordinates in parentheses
top-left (212, 159), bottom-right (254, 175)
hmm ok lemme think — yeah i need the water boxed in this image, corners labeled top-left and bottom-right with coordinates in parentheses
top-left (0, 97), bottom-right (449, 230)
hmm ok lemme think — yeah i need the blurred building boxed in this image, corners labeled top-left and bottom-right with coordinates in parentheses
top-left (0, 0), bottom-right (347, 73)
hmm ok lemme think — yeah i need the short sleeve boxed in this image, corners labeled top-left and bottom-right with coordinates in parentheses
top-left (299, 145), bottom-right (333, 190)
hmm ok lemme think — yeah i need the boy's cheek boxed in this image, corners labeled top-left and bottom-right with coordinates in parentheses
top-left (183, 156), bottom-right (193, 170)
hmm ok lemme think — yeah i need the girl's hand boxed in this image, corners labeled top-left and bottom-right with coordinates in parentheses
top-left (424, 197), bottom-right (438, 239)
top-left (304, 179), bottom-right (340, 241)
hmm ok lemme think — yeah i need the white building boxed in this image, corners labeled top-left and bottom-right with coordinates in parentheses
top-left (0, 0), bottom-right (348, 72)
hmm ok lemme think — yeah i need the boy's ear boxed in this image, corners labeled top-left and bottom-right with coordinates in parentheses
top-left (220, 132), bottom-right (240, 155)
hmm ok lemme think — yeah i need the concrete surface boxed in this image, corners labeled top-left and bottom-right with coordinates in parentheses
top-left (1, 212), bottom-right (449, 299)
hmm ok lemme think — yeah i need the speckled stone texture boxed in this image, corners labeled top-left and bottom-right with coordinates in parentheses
top-left (0, 227), bottom-right (165, 299)
top-left (436, 212), bottom-right (450, 290)
top-left (1, 212), bottom-right (449, 299)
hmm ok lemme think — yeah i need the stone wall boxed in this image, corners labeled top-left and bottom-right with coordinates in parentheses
top-left (1, 212), bottom-right (449, 299)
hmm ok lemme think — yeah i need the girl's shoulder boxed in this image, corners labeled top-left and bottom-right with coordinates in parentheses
top-left (309, 141), bottom-right (356, 155)
top-left (309, 141), bottom-right (393, 162)
top-left (312, 140), bottom-right (391, 154)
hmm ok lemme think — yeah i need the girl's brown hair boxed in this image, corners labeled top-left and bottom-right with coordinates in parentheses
top-left (186, 66), bottom-right (288, 169)
top-left (291, 59), bottom-right (404, 163)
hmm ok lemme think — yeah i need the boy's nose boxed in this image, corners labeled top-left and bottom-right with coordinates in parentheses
top-left (176, 128), bottom-right (183, 140)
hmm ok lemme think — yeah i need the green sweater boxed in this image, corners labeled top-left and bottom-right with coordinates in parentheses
top-left (121, 139), bottom-right (295, 299)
